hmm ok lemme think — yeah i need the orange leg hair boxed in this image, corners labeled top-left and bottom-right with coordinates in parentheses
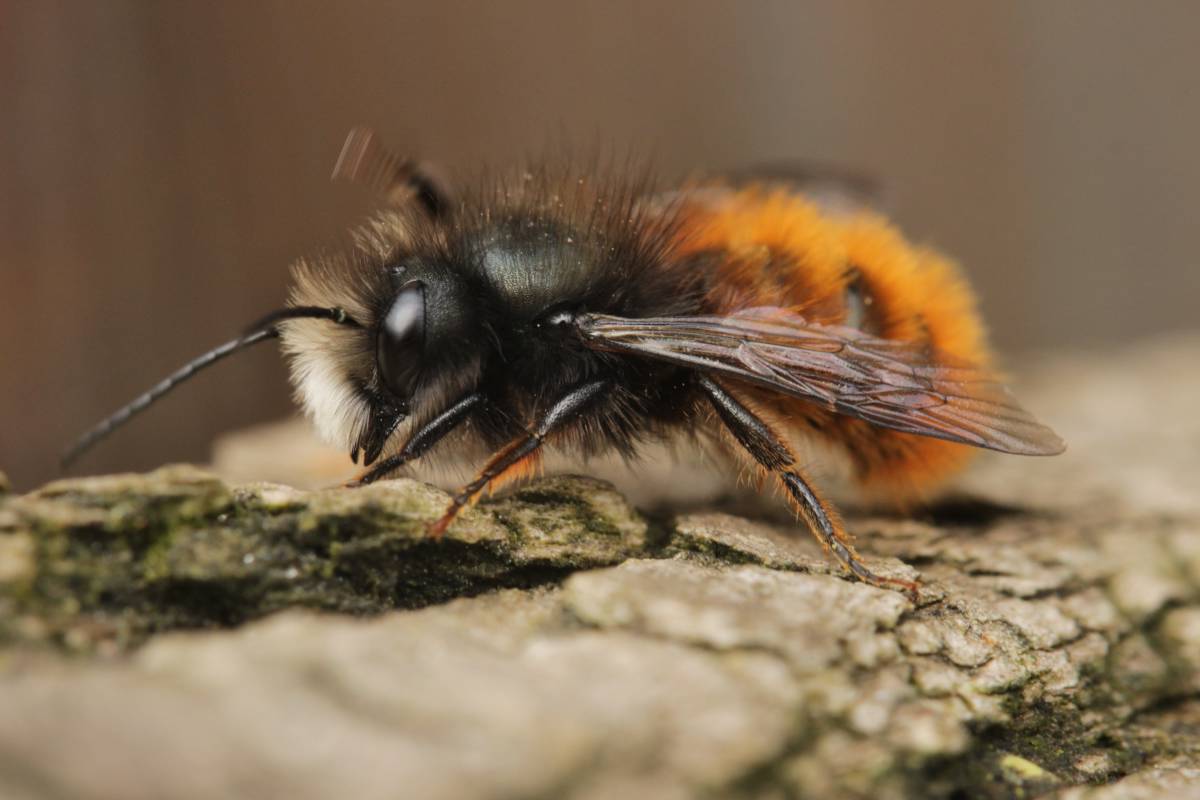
top-left (428, 380), bottom-right (608, 538)
top-left (698, 375), bottom-right (920, 598)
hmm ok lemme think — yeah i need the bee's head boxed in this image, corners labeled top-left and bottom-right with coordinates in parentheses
top-left (281, 215), bottom-right (483, 466)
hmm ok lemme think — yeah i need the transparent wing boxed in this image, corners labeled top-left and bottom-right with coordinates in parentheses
top-left (577, 308), bottom-right (1065, 456)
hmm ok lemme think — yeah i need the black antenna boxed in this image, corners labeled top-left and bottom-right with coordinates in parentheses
top-left (61, 306), bottom-right (360, 469)
top-left (331, 127), bottom-right (449, 217)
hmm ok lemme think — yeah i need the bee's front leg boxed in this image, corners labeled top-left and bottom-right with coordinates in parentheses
top-left (348, 391), bottom-right (486, 486)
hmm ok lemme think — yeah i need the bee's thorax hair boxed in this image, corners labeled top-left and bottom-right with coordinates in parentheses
top-left (278, 166), bottom-right (702, 458)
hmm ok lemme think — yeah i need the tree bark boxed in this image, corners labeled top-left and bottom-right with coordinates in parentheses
top-left (1, 335), bottom-right (1198, 799)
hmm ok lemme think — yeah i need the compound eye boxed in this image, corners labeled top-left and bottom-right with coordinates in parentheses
top-left (376, 281), bottom-right (425, 401)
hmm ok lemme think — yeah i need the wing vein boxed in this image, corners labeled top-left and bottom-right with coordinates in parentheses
top-left (578, 309), bottom-right (1064, 456)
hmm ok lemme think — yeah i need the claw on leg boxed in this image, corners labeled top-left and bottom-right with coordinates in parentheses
top-left (699, 374), bottom-right (920, 599)
top-left (426, 381), bottom-right (605, 540)
top-left (427, 446), bottom-right (544, 539)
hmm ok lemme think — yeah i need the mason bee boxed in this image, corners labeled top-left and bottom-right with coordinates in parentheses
top-left (65, 128), bottom-right (1065, 596)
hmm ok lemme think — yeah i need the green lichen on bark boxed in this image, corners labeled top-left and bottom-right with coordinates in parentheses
top-left (2, 335), bottom-right (1200, 799)
top-left (0, 467), bottom-right (649, 651)
top-left (2, 465), bottom-right (1199, 798)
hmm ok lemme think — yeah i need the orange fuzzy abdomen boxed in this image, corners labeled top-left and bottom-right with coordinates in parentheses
top-left (673, 187), bottom-right (993, 503)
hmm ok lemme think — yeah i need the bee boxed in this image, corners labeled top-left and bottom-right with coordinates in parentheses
top-left (65, 128), bottom-right (1065, 597)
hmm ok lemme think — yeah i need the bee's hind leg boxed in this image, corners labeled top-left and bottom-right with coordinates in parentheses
top-left (697, 375), bottom-right (920, 599)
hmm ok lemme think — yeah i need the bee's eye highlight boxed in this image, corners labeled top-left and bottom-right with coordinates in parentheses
top-left (377, 280), bottom-right (425, 401)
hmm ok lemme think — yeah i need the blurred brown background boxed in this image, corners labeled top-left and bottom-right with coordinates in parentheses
top-left (2, 1), bottom-right (1197, 491)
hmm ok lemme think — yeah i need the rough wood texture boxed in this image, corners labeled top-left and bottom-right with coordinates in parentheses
top-left (1, 335), bottom-right (1198, 799)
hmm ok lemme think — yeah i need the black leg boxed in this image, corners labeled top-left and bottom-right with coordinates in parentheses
top-left (349, 392), bottom-right (486, 486)
top-left (698, 375), bottom-right (919, 597)
top-left (428, 380), bottom-right (608, 537)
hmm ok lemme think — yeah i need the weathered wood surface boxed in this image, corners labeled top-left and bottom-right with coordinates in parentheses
top-left (1, 335), bottom-right (1198, 799)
